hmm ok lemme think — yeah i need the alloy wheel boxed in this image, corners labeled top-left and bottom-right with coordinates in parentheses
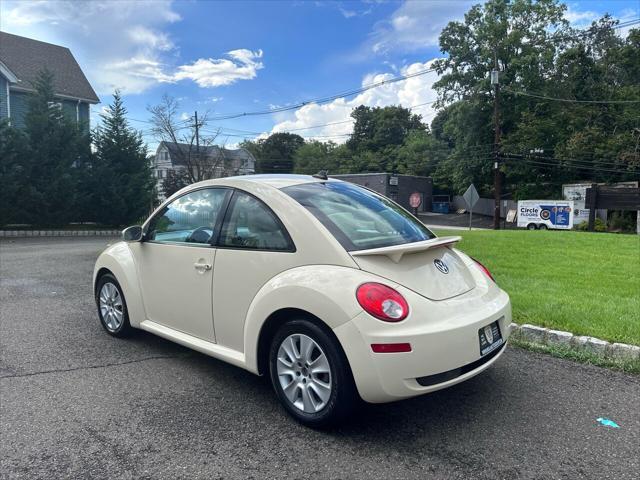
top-left (276, 333), bottom-right (332, 413)
top-left (99, 282), bottom-right (124, 332)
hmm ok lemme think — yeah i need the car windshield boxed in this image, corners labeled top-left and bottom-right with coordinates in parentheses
top-left (282, 181), bottom-right (435, 251)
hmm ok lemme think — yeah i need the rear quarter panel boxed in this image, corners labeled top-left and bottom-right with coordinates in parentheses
top-left (242, 265), bottom-right (387, 373)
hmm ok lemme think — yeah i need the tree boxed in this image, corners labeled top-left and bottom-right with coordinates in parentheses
top-left (22, 69), bottom-right (91, 224)
top-left (161, 169), bottom-right (191, 198)
top-left (88, 91), bottom-right (155, 226)
top-left (433, 0), bottom-right (639, 197)
top-left (293, 140), bottom-right (342, 174)
top-left (347, 105), bottom-right (425, 153)
top-left (0, 121), bottom-right (29, 225)
top-left (148, 95), bottom-right (229, 183)
top-left (395, 130), bottom-right (449, 178)
top-left (252, 132), bottom-right (305, 173)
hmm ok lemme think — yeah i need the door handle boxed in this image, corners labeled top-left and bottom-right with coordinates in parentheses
top-left (194, 262), bottom-right (212, 271)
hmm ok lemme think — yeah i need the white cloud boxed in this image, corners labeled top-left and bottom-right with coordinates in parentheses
top-left (311, 1), bottom-right (373, 19)
top-left (269, 59), bottom-right (440, 143)
top-left (339, 7), bottom-right (357, 19)
top-left (102, 57), bottom-right (175, 92)
top-left (128, 26), bottom-right (174, 51)
top-left (0, 1), bottom-right (263, 95)
top-left (368, 1), bottom-right (473, 55)
top-left (173, 49), bottom-right (263, 88)
top-left (565, 6), bottom-right (600, 26)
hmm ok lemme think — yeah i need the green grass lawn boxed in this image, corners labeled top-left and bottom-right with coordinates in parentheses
top-left (433, 229), bottom-right (640, 345)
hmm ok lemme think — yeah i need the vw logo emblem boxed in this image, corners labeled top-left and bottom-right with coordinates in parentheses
top-left (434, 258), bottom-right (449, 274)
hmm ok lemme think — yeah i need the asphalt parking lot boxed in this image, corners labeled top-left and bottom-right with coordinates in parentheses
top-left (1, 237), bottom-right (638, 479)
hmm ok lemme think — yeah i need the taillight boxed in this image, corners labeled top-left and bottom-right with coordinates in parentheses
top-left (356, 283), bottom-right (409, 322)
top-left (471, 257), bottom-right (495, 283)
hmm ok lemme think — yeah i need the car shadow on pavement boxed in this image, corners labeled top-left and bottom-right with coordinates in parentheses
top-left (125, 327), bottom-right (509, 439)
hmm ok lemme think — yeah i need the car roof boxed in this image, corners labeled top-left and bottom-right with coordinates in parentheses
top-left (190, 174), bottom-right (342, 190)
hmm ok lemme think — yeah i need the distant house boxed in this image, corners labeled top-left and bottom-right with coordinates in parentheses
top-left (153, 141), bottom-right (256, 199)
top-left (0, 31), bottom-right (99, 130)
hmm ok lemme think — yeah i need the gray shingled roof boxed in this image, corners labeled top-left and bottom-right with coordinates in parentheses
top-left (161, 142), bottom-right (255, 166)
top-left (0, 31), bottom-right (99, 103)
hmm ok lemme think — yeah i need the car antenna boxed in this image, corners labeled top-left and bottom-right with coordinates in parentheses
top-left (312, 170), bottom-right (329, 180)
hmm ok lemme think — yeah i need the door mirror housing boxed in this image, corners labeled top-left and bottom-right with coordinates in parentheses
top-left (122, 225), bottom-right (143, 242)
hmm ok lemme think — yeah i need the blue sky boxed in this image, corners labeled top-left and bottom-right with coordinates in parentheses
top-left (1, 0), bottom-right (638, 151)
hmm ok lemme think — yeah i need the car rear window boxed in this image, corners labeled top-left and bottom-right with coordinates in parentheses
top-left (282, 181), bottom-right (435, 251)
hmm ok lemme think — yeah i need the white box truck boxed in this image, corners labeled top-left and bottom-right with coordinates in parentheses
top-left (517, 200), bottom-right (574, 230)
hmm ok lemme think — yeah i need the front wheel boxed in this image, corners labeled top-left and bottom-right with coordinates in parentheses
top-left (95, 273), bottom-right (133, 337)
top-left (538, 224), bottom-right (548, 230)
top-left (526, 223), bottom-right (538, 230)
top-left (269, 319), bottom-right (358, 427)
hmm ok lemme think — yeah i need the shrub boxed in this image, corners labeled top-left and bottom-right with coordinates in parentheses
top-left (576, 218), bottom-right (607, 232)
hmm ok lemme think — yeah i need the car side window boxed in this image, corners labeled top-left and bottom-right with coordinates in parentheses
top-left (146, 188), bottom-right (229, 245)
top-left (219, 191), bottom-right (293, 251)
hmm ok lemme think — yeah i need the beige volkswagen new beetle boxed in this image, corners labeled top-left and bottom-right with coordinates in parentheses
top-left (94, 174), bottom-right (511, 426)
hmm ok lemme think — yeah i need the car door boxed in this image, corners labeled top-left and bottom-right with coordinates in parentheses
top-left (212, 189), bottom-right (298, 352)
top-left (133, 187), bottom-right (231, 341)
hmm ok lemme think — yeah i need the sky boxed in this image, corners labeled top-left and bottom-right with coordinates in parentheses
top-left (1, 0), bottom-right (638, 151)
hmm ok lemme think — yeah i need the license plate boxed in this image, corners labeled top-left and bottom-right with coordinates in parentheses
top-left (479, 321), bottom-right (503, 356)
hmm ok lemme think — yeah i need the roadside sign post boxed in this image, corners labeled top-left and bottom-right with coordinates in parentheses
top-left (463, 184), bottom-right (480, 230)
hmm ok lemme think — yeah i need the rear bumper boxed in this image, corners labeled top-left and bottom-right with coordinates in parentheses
top-left (334, 286), bottom-right (512, 403)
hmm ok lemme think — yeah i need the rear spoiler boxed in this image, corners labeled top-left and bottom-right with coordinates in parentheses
top-left (350, 236), bottom-right (461, 263)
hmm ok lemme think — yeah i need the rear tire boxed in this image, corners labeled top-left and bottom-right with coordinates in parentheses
top-left (95, 273), bottom-right (133, 337)
top-left (526, 223), bottom-right (538, 230)
top-left (538, 224), bottom-right (548, 230)
top-left (269, 319), bottom-right (358, 428)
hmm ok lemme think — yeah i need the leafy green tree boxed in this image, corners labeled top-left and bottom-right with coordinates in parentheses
top-left (395, 130), bottom-right (449, 178)
top-left (252, 132), bottom-right (305, 173)
top-left (89, 91), bottom-right (154, 225)
top-left (433, 0), bottom-right (639, 197)
top-left (347, 105), bottom-right (425, 153)
top-left (293, 140), bottom-right (343, 174)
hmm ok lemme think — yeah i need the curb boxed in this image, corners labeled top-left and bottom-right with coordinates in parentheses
top-left (509, 323), bottom-right (640, 361)
top-left (0, 230), bottom-right (120, 238)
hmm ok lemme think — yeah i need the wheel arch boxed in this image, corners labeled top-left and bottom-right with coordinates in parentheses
top-left (242, 265), bottom-right (370, 374)
top-left (256, 308), bottom-right (348, 376)
top-left (93, 242), bottom-right (146, 327)
top-left (94, 267), bottom-right (114, 293)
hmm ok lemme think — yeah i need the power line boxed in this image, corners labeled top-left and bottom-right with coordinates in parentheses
top-left (184, 18), bottom-right (639, 123)
top-left (502, 154), bottom-right (639, 175)
top-left (201, 100), bottom-right (439, 139)
top-left (502, 87), bottom-right (640, 104)
top-left (270, 100), bottom-right (437, 134)
top-left (206, 67), bottom-right (438, 121)
top-left (545, 17), bottom-right (640, 43)
top-left (504, 152), bottom-right (640, 168)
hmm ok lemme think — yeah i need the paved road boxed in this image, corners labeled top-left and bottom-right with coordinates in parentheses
top-left (1, 237), bottom-right (638, 480)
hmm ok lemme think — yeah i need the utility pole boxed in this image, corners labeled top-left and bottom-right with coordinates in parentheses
top-left (193, 111), bottom-right (200, 180)
top-left (492, 51), bottom-right (501, 230)
top-left (194, 111), bottom-right (200, 156)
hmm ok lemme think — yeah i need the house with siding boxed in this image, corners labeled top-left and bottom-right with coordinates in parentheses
top-left (0, 31), bottom-right (99, 130)
top-left (153, 141), bottom-right (256, 199)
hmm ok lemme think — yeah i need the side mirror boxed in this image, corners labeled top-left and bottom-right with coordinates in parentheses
top-left (122, 225), bottom-right (143, 242)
